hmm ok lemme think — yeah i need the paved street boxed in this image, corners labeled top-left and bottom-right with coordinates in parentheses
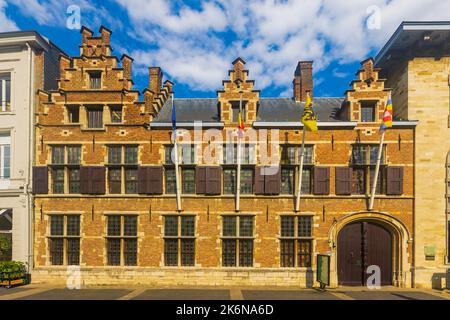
top-left (0, 285), bottom-right (448, 300)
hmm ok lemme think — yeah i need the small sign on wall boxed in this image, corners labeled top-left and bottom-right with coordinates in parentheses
top-left (424, 245), bottom-right (436, 261)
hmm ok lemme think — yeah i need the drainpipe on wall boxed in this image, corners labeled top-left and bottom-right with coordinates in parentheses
top-left (26, 42), bottom-right (35, 273)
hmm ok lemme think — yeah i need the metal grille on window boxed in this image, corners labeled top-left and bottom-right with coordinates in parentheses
top-left (301, 168), bottom-right (311, 194)
top-left (281, 168), bottom-right (294, 194)
top-left (125, 168), bottom-right (138, 194)
top-left (239, 216), bottom-right (253, 237)
top-left (107, 216), bottom-right (121, 236)
top-left (298, 216), bottom-right (312, 237)
top-left (222, 216), bottom-right (236, 237)
top-left (239, 240), bottom-right (253, 267)
top-left (107, 239), bottom-right (121, 266)
top-left (223, 169), bottom-right (236, 194)
top-left (124, 146), bottom-right (138, 164)
top-left (67, 239), bottom-right (80, 265)
top-left (298, 240), bottom-right (312, 267)
top-left (281, 216), bottom-right (295, 237)
top-left (50, 238), bottom-right (64, 265)
top-left (50, 216), bottom-right (64, 236)
top-left (182, 168), bottom-right (195, 194)
top-left (52, 168), bottom-right (65, 194)
top-left (124, 239), bottom-right (137, 266)
top-left (222, 239), bottom-right (236, 267)
top-left (52, 146), bottom-right (65, 164)
top-left (181, 216), bottom-right (195, 237)
top-left (69, 168), bottom-right (80, 193)
top-left (108, 168), bottom-right (121, 194)
top-left (181, 239), bottom-right (195, 266)
top-left (165, 168), bottom-right (176, 194)
top-left (108, 146), bottom-right (122, 164)
top-left (124, 216), bottom-right (137, 236)
top-left (164, 216), bottom-right (178, 237)
top-left (164, 239), bottom-right (178, 266)
top-left (240, 169), bottom-right (253, 194)
top-left (280, 240), bottom-right (295, 267)
top-left (67, 146), bottom-right (81, 164)
top-left (66, 216), bottom-right (80, 236)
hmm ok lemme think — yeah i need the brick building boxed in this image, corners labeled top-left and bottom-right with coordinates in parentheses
top-left (32, 26), bottom-right (416, 287)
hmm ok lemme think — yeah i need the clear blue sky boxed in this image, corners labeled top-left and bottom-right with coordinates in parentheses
top-left (1, 0), bottom-right (449, 98)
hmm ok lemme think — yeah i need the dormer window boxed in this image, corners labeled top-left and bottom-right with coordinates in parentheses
top-left (360, 101), bottom-right (377, 122)
top-left (89, 71), bottom-right (101, 89)
top-left (231, 101), bottom-right (247, 123)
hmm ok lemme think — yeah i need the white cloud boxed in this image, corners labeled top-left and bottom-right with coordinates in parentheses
top-left (0, 0), bottom-right (18, 32)
top-left (7, 0), bottom-right (450, 96)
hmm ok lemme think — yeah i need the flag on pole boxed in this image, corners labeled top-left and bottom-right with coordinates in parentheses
top-left (238, 110), bottom-right (245, 138)
top-left (301, 93), bottom-right (318, 132)
top-left (380, 95), bottom-right (393, 132)
top-left (171, 94), bottom-right (176, 133)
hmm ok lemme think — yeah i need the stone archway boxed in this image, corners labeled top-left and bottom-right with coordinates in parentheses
top-left (328, 212), bottom-right (412, 288)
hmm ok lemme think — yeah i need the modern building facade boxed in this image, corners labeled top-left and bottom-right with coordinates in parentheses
top-left (376, 21), bottom-right (450, 289)
top-left (0, 31), bottom-right (62, 267)
top-left (32, 26), bottom-right (417, 288)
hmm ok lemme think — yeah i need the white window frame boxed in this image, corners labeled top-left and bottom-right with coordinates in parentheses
top-left (0, 133), bottom-right (11, 179)
top-left (0, 72), bottom-right (11, 112)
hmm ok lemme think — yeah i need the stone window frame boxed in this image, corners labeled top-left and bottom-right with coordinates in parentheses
top-left (0, 209), bottom-right (12, 262)
top-left (49, 144), bottom-right (82, 194)
top-left (350, 143), bottom-right (386, 195)
top-left (220, 214), bottom-right (255, 267)
top-left (104, 214), bottom-right (138, 266)
top-left (278, 214), bottom-right (314, 268)
top-left (47, 213), bottom-right (81, 266)
top-left (358, 99), bottom-right (379, 123)
top-left (106, 144), bottom-right (139, 195)
top-left (163, 144), bottom-right (198, 195)
top-left (280, 144), bottom-right (315, 195)
top-left (0, 131), bottom-right (11, 180)
top-left (0, 71), bottom-right (12, 113)
top-left (87, 70), bottom-right (102, 90)
top-left (162, 214), bottom-right (197, 267)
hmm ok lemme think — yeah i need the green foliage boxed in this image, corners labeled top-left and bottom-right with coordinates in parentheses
top-left (0, 261), bottom-right (27, 280)
top-left (0, 235), bottom-right (11, 256)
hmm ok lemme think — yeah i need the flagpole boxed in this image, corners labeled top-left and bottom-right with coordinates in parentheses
top-left (172, 93), bottom-right (182, 212)
top-left (369, 130), bottom-right (385, 211)
top-left (295, 125), bottom-right (306, 212)
top-left (236, 91), bottom-right (243, 212)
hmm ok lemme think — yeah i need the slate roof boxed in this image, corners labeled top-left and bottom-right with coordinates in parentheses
top-left (152, 97), bottom-right (345, 123)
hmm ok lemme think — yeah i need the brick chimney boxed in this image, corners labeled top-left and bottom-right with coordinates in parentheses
top-left (99, 26), bottom-right (112, 45)
top-left (121, 54), bottom-right (133, 80)
top-left (149, 67), bottom-right (163, 94)
top-left (293, 61), bottom-right (313, 102)
top-left (80, 26), bottom-right (93, 44)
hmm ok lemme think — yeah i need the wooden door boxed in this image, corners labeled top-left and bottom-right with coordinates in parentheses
top-left (338, 221), bottom-right (392, 286)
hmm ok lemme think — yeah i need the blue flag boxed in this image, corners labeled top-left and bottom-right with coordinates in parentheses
top-left (171, 94), bottom-right (176, 132)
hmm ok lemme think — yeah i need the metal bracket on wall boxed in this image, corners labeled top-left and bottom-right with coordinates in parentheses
top-left (91, 205), bottom-right (94, 221)
top-left (207, 205), bottom-right (210, 222)
top-left (149, 204), bottom-right (152, 221)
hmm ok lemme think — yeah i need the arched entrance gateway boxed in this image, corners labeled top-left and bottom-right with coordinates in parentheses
top-left (330, 212), bottom-right (412, 287)
top-left (338, 221), bottom-right (392, 285)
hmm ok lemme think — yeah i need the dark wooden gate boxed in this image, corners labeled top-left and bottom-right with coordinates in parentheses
top-left (337, 221), bottom-right (392, 286)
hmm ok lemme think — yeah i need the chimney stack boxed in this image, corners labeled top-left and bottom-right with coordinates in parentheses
top-left (121, 54), bottom-right (133, 80)
top-left (149, 67), bottom-right (163, 94)
top-left (99, 26), bottom-right (112, 45)
top-left (293, 61), bottom-right (313, 102)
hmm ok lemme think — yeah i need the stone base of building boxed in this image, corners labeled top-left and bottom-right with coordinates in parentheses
top-left (32, 267), bottom-right (321, 288)
top-left (413, 268), bottom-right (449, 290)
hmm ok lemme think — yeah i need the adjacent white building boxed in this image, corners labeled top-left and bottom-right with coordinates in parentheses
top-left (0, 31), bottom-right (63, 269)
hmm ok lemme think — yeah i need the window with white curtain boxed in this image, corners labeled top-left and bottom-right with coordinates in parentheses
top-left (0, 73), bottom-right (11, 112)
top-left (0, 132), bottom-right (11, 179)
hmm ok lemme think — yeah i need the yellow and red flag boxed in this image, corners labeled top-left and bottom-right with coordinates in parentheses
top-left (238, 110), bottom-right (245, 137)
top-left (380, 95), bottom-right (393, 131)
top-left (301, 93), bottom-right (318, 132)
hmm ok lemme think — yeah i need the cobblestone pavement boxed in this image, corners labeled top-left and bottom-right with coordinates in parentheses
top-left (0, 285), bottom-right (448, 300)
